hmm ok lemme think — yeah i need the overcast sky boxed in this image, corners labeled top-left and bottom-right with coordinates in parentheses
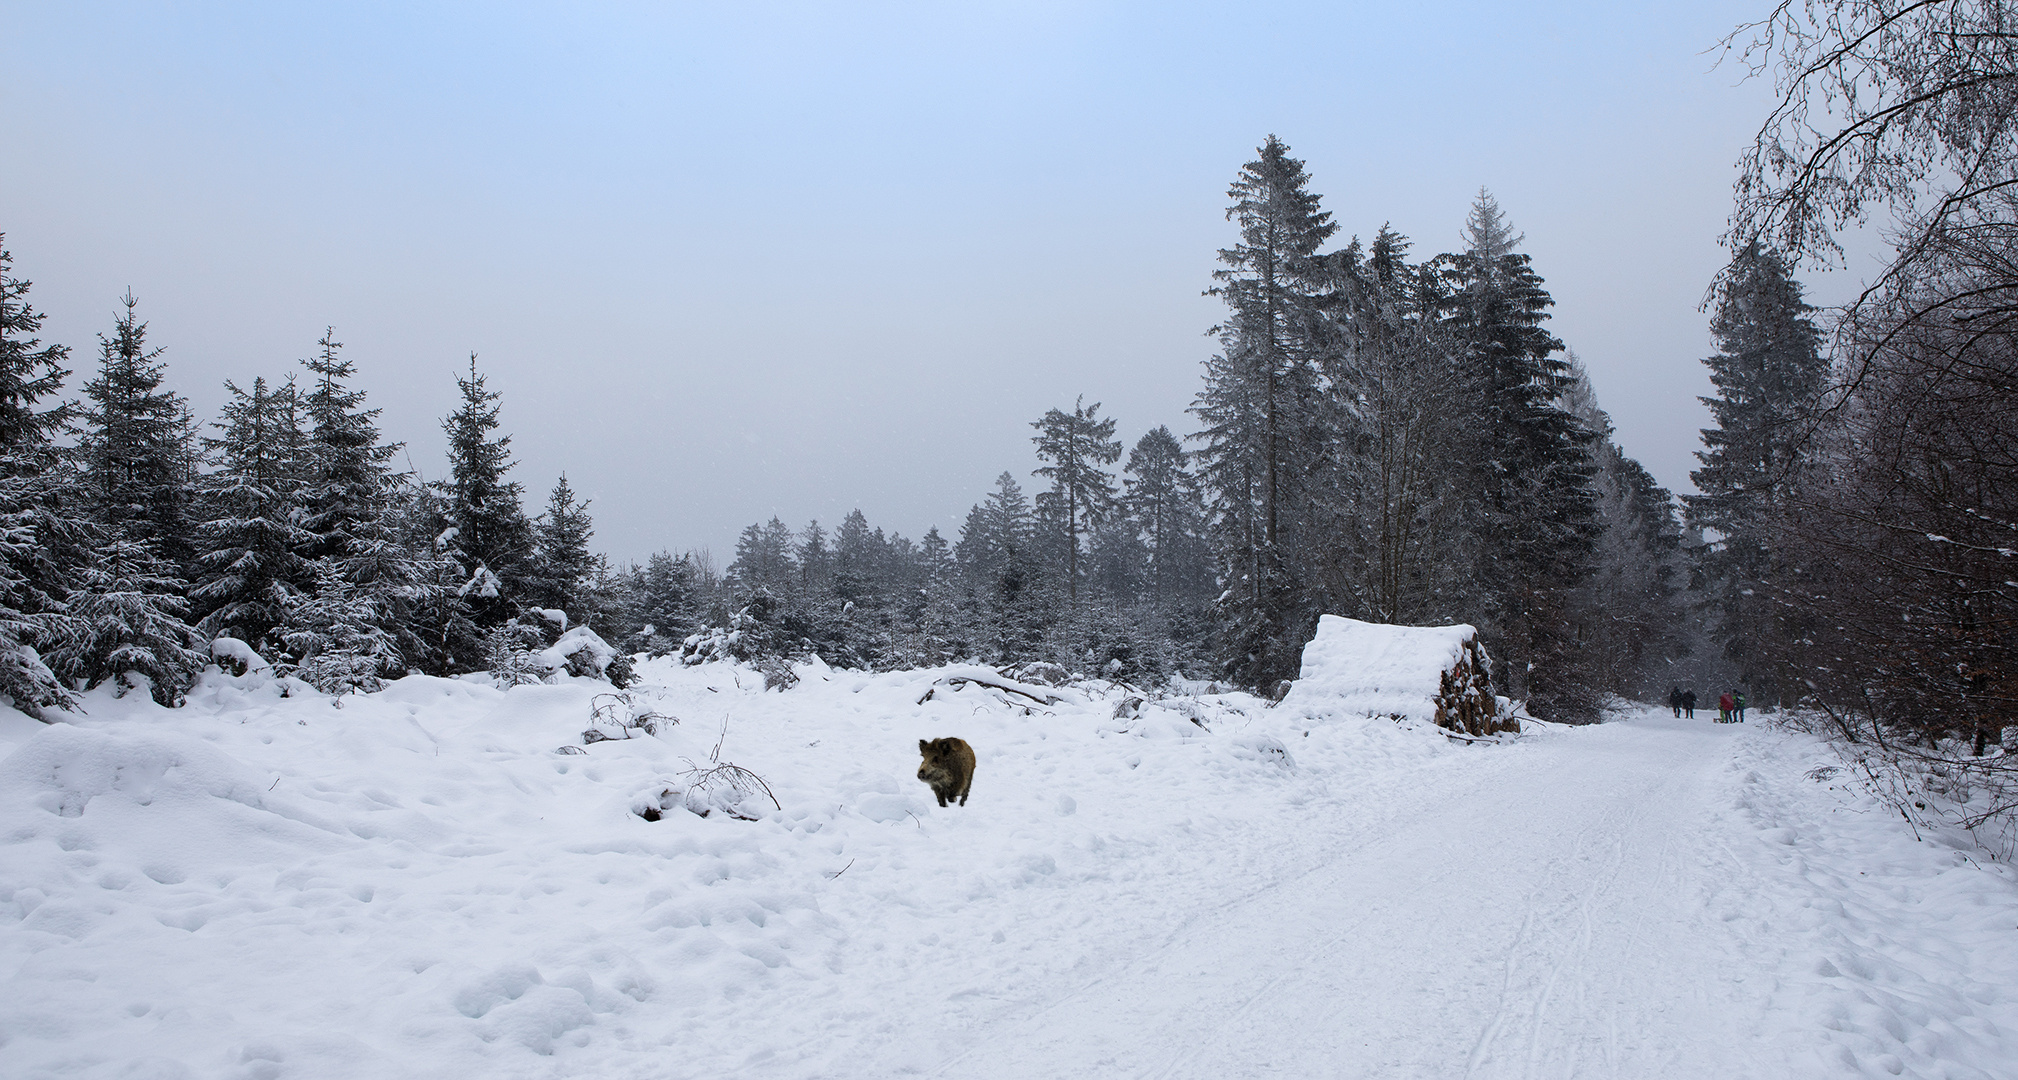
top-left (2, 1), bottom-right (1880, 565)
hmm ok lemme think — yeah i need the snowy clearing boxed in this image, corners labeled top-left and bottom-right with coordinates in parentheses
top-left (3, 660), bottom-right (2016, 1079)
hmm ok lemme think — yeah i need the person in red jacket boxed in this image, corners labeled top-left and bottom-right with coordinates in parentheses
top-left (1718, 690), bottom-right (1736, 723)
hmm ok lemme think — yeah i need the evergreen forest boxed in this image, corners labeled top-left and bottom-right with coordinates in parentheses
top-left (0, 113), bottom-right (2008, 738)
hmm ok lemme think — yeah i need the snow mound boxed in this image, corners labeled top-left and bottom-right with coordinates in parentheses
top-left (1280, 615), bottom-right (1510, 735)
top-left (535, 626), bottom-right (617, 680)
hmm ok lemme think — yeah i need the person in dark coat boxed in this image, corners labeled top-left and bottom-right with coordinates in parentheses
top-left (1668, 687), bottom-right (1684, 717)
top-left (1734, 691), bottom-right (1747, 723)
top-left (1682, 689), bottom-right (1698, 719)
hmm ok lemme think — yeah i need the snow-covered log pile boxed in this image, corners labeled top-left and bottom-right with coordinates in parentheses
top-left (1279, 615), bottom-right (1514, 737)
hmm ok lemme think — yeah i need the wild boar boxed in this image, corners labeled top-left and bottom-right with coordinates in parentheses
top-left (916, 737), bottom-right (975, 807)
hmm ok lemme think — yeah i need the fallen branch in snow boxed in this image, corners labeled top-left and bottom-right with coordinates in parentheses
top-left (828, 858), bottom-right (854, 879)
top-left (1439, 728), bottom-right (1511, 746)
top-left (919, 676), bottom-right (1060, 707)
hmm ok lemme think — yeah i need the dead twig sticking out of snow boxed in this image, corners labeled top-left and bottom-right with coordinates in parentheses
top-left (682, 763), bottom-right (780, 819)
top-left (828, 858), bottom-right (854, 879)
top-left (582, 692), bottom-right (675, 744)
top-left (638, 759), bottom-right (782, 823)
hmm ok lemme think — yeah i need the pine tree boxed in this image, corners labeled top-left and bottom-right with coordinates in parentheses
top-left (1121, 426), bottom-right (1214, 610)
top-left (46, 538), bottom-right (204, 706)
top-left (832, 509), bottom-right (880, 605)
top-left (391, 481), bottom-right (477, 674)
top-left (1031, 397), bottom-right (1122, 602)
top-left (729, 517), bottom-right (796, 596)
top-left (1685, 244), bottom-right (1828, 699)
top-left (796, 520), bottom-right (831, 597)
top-left (955, 473), bottom-right (1044, 658)
top-left (190, 376), bottom-right (313, 654)
top-left (0, 237), bottom-right (85, 717)
top-left (296, 331), bottom-right (421, 670)
top-left (636, 550), bottom-right (700, 651)
top-left (1194, 135), bottom-right (1336, 686)
top-left (278, 558), bottom-right (400, 695)
top-left (528, 474), bottom-right (596, 619)
top-left (1434, 191), bottom-right (1601, 719)
top-left (0, 237), bottom-right (73, 469)
top-left (77, 292), bottom-right (198, 563)
top-left (299, 329), bottom-right (402, 565)
top-left (437, 354), bottom-right (533, 627)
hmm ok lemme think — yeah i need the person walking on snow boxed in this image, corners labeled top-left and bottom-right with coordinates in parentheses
top-left (1734, 691), bottom-right (1747, 723)
top-left (1669, 687), bottom-right (1684, 717)
top-left (1682, 689), bottom-right (1697, 719)
top-left (1718, 691), bottom-right (1735, 723)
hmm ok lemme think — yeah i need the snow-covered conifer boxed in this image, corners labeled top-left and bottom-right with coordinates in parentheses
top-left (1031, 397), bottom-right (1121, 603)
top-left (437, 355), bottom-right (533, 628)
top-left (191, 376), bottom-right (313, 654)
top-left (76, 292), bottom-right (198, 564)
top-left (0, 237), bottom-right (86, 717)
top-left (1684, 245), bottom-right (1827, 691)
top-left (46, 538), bottom-right (203, 706)
top-left (278, 559), bottom-right (400, 696)
top-left (1433, 191), bottom-right (1601, 719)
top-left (527, 474), bottom-right (596, 619)
top-left (1193, 136), bottom-right (1335, 686)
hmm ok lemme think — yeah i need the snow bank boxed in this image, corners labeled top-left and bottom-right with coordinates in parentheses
top-left (5, 661), bottom-right (2015, 1076)
top-left (1279, 614), bottom-right (1510, 734)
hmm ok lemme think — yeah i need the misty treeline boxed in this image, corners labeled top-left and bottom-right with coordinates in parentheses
top-left (0, 138), bottom-right (1712, 723)
top-left (1701, 0), bottom-right (2018, 840)
top-left (679, 142), bottom-right (1712, 720)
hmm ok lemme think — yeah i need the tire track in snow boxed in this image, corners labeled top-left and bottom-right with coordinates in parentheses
top-left (912, 713), bottom-right (1795, 1079)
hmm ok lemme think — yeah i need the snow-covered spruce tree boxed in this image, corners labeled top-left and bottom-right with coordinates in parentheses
top-left (1193, 135), bottom-right (1335, 687)
top-left (1683, 245), bottom-right (1828, 704)
top-left (831, 509), bottom-right (882, 606)
top-left (436, 355), bottom-right (533, 632)
top-left (729, 518), bottom-right (796, 598)
top-left (0, 236), bottom-right (86, 717)
top-left (76, 291), bottom-right (199, 565)
top-left (299, 330), bottom-right (400, 560)
top-left (890, 524), bottom-right (959, 668)
top-left (0, 238), bottom-right (74, 468)
top-left (389, 480), bottom-right (477, 675)
top-left (1121, 426), bottom-right (1214, 612)
top-left (796, 521), bottom-right (831, 597)
top-left (297, 330), bottom-right (420, 669)
top-left (527, 474), bottom-right (596, 621)
top-left (820, 509), bottom-right (887, 664)
top-left (278, 558), bottom-right (399, 696)
top-left (46, 538), bottom-right (203, 706)
top-left (68, 292), bottom-right (200, 702)
top-left (1433, 192), bottom-right (1602, 720)
top-left (190, 376), bottom-right (313, 655)
top-left (954, 472), bottom-right (1046, 660)
top-left (1031, 396), bottom-right (1122, 604)
top-left (631, 550), bottom-right (700, 653)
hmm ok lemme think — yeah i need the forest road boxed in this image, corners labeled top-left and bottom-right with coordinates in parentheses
top-left (923, 713), bottom-right (1802, 1080)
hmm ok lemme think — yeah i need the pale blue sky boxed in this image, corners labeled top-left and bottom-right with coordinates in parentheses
top-left (1, 1), bottom-right (1874, 562)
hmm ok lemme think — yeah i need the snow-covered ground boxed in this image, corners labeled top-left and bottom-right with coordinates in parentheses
top-left (3, 659), bottom-right (2017, 1079)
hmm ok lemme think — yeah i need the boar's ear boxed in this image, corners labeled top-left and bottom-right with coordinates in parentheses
top-left (919, 739), bottom-right (930, 752)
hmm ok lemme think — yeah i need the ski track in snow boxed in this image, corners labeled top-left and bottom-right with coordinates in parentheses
top-left (1, 662), bottom-right (2015, 1079)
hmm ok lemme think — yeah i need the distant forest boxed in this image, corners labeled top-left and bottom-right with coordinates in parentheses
top-left (2, 75), bottom-right (2010, 734)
